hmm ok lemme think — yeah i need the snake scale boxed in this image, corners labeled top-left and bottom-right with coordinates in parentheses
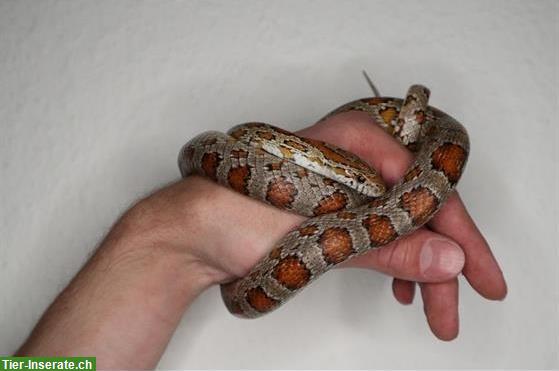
top-left (178, 84), bottom-right (469, 318)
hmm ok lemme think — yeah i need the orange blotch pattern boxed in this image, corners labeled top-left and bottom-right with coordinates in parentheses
top-left (201, 152), bottom-right (220, 181)
top-left (431, 143), bottom-right (467, 184)
top-left (313, 191), bottom-right (348, 215)
top-left (319, 227), bottom-right (354, 265)
top-left (379, 107), bottom-right (398, 125)
top-left (227, 166), bottom-right (251, 195)
top-left (399, 186), bottom-right (439, 225)
top-left (272, 256), bottom-right (311, 290)
top-left (246, 287), bottom-right (278, 313)
top-left (362, 214), bottom-right (398, 246)
top-left (266, 177), bottom-right (297, 208)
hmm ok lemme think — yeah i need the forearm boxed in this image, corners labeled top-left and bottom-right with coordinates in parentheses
top-left (16, 182), bottom-right (219, 368)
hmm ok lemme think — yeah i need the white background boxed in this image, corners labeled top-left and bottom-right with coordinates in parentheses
top-left (1, 0), bottom-right (557, 369)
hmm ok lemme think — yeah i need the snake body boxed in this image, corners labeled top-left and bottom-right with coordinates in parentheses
top-left (178, 85), bottom-right (469, 318)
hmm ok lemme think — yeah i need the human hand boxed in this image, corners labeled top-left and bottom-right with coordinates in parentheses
top-left (298, 110), bottom-right (507, 339)
top-left (135, 109), bottom-right (507, 341)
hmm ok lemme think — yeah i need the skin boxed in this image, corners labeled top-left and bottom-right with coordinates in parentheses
top-left (16, 111), bottom-right (507, 368)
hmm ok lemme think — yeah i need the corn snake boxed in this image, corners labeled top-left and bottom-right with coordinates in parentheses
top-left (178, 84), bottom-right (469, 318)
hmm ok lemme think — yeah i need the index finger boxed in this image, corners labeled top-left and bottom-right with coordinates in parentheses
top-left (429, 193), bottom-right (507, 300)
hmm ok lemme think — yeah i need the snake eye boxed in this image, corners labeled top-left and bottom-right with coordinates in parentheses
top-left (357, 175), bottom-right (366, 183)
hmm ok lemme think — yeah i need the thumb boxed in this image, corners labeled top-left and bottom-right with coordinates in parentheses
top-left (339, 228), bottom-right (465, 282)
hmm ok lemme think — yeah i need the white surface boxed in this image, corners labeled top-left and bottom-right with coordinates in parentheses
top-left (1, 0), bottom-right (557, 369)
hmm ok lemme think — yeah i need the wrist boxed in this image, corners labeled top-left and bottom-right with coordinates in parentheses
top-left (132, 175), bottom-right (307, 276)
top-left (110, 182), bottom-right (227, 295)
top-left (116, 175), bottom-right (306, 296)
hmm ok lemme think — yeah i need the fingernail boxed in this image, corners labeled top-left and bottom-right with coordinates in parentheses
top-left (420, 239), bottom-right (465, 280)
